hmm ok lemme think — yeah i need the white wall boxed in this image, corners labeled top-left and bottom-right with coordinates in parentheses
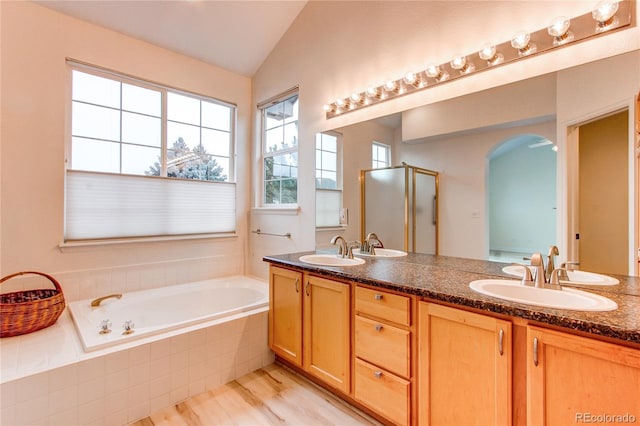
top-left (250, 0), bottom-right (640, 277)
top-left (0, 2), bottom-right (252, 292)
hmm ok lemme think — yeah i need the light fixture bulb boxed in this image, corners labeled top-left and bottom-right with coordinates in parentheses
top-left (366, 86), bottom-right (380, 98)
top-left (511, 31), bottom-right (537, 56)
top-left (335, 98), bottom-right (345, 107)
top-left (478, 43), bottom-right (503, 66)
top-left (350, 93), bottom-right (362, 103)
top-left (426, 64), bottom-right (448, 82)
top-left (450, 55), bottom-right (475, 74)
top-left (403, 72), bottom-right (417, 85)
top-left (323, 104), bottom-right (333, 112)
top-left (592, 0), bottom-right (619, 30)
top-left (548, 17), bottom-right (574, 45)
top-left (384, 80), bottom-right (398, 92)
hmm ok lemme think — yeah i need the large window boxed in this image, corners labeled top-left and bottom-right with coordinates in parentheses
top-left (65, 63), bottom-right (236, 241)
top-left (316, 132), bottom-right (342, 227)
top-left (372, 142), bottom-right (391, 169)
top-left (261, 92), bottom-right (298, 205)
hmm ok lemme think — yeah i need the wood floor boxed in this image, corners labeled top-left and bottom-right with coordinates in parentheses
top-left (131, 363), bottom-right (382, 426)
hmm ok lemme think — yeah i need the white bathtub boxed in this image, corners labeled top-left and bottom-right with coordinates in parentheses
top-left (68, 275), bottom-right (269, 352)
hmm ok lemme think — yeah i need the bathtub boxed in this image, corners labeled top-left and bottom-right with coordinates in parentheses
top-left (68, 275), bottom-right (269, 352)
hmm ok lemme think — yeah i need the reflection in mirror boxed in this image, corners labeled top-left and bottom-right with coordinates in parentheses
top-left (361, 164), bottom-right (438, 254)
top-left (488, 134), bottom-right (557, 263)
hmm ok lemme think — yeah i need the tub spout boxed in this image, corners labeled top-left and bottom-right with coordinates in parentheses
top-left (91, 293), bottom-right (122, 307)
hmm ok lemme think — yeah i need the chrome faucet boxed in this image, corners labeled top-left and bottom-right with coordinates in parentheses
top-left (91, 293), bottom-right (122, 307)
top-left (362, 232), bottom-right (383, 255)
top-left (330, 235), bottom-right (347, 257)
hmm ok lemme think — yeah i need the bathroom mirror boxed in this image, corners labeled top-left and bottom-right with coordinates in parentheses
top-left (317, 49), bottom-right (639, 274)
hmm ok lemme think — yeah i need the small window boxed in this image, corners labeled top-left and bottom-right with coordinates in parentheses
top-left (261, 93), bottom-right (299, 205)
top-left (372, 142), bottom-right (391, 169)
top-left (316, 132), bottom-right (342, 227)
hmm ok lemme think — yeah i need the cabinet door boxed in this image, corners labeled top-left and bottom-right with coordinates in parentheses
top-left (419, 302), bottom-right (512, 426)
top-left (269, 266), bottom-right (303, 367)
top-left (303, 275), bottom-right (350, 393)
top-left (527, 326), bottom-right (640, 425)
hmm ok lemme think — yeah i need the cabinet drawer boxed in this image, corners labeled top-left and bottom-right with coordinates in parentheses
top-left (355, 286), bottom-right (410, 326)
top-left (355, 315), bottom-right (410, 377)
top-left (354, 358), bottom-right (410, 426)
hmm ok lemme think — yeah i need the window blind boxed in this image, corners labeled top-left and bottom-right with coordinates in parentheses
top-left (316, 189), bottom-right (342, 227)
top-left (65, 170), bottom-right (236, 241)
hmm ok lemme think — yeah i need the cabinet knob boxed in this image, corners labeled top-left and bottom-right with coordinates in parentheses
top-left (375, 324), bottom-right (383, 332)
top-left (374, 370), bottom-right (383, 379)
top-left (374, 293), bottom-right (383, 301)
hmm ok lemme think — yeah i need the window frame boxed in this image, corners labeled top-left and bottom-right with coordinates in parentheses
top-left (372, 141), bottom-right (392, 169)
top-left (67, 61), bottom-right (237, 182)
top-left (64, 60), bottom-right (238, 244)
top-left (315, 131), bottom-right (344, 228)
top-left (258, 88), bottom-right (299, 207)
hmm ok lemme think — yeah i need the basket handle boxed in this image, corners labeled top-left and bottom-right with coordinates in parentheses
top-left (0, 271), bottom-right (63, 293)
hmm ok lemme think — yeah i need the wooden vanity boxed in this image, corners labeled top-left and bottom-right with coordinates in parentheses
top-left (265, 252), bottom-right (640, 426)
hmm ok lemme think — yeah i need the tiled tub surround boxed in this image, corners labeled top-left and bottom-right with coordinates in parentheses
top-left (265, 252), bottom-right (640, 344)
top-left (0, 258), bottom-right (273, 425)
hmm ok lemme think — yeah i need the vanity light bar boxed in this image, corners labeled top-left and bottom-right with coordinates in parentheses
top-left (324, 0), bottom-right (634, 119)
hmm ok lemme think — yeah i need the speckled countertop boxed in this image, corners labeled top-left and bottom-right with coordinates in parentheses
top-left (263, 252), bottom-right (640, 345)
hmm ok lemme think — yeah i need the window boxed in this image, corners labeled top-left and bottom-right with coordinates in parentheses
top-left (372, 142), bottom-right (391, 169)
top-left (261, 92), bottom-right (298, 205)
top-left (65, 63), bottom-right (236, 241)
top-left (316, 132), bottom-right (342, 227)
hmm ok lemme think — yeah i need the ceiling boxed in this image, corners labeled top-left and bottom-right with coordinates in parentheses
top-left (35, 0), bottom-right (308, 77)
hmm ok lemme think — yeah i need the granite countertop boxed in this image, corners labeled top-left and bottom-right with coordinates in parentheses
top-left (263, 251), bottom-right (640, 345)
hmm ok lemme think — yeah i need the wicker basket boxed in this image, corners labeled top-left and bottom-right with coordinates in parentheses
top-left (0, 271), bottom-right (66, 338)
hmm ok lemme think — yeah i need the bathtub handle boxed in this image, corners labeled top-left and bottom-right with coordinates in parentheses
top-left (305, 281), bottom-right (310, 297)
top-left (295, 277), bottom-right (300, 293)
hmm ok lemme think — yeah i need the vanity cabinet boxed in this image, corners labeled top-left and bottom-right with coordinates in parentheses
top-left (354, 286), bottom-right (413, 425)
top-left (418, 302), bottom-right (512, 426)
top-left (303, 274), bottom-right (350, 393)
top-left (527, 326), bottom-right (640, 425)
top-left (268, 266), bottom-right (350, 393)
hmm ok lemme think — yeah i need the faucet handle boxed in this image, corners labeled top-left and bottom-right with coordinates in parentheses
top-left (547, 268), bottom-right (565, 290)
top-left (346, 241), bottom-right (361, 259)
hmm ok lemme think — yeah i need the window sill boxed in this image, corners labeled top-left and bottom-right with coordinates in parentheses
top-left (251, 206), bottom-right (300, 215)
top-left (59, 232), bottom-right (237, 251)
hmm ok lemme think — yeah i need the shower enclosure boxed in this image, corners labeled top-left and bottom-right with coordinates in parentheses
top-left (360, 163), bottom-right (439, 254)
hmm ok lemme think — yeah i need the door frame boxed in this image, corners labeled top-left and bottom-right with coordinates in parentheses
top-left (562, 97), bottom-right (637, 275)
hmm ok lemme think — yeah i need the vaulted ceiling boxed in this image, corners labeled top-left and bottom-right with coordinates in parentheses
top-left (35, 0), bottom-right (308, 77)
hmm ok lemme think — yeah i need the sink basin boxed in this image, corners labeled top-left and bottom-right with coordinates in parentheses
top-left (355, 248), bottom-right (408, 258)
top-left (501, 265), bottom-right (619, 286)
top-left (299, 254), bottom-right (365, 267)
top-left (469, 279), bottom-right (617, 311)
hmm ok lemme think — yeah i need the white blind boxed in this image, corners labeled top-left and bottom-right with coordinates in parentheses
top-left (66, 170), bottom-right (236, 240)
top-left (316, 189), bottom-right (342, 227)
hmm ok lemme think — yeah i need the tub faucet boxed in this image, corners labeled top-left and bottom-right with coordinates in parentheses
top-left (91, 293), bottom-right (122, 307)
top-left (362, 232), bottom-right (383, 255)
top-left (330, 235), bottom-right (347, 257)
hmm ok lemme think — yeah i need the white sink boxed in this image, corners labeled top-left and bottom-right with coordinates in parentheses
top-left (469, 279), bottom-right (617, 311)
top-left (299, 254), bottom-right (365, 267)
top-left (501, 265), bottom-right (619, 286)
top-left (356, 248), bottom-right (408, 258)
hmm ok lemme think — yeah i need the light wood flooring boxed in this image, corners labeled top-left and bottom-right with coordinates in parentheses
top-left (131, 363), bottom-right (382, 426)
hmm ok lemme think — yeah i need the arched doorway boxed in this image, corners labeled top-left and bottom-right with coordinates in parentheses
top-left (488, 134), bottom-right (557, 262)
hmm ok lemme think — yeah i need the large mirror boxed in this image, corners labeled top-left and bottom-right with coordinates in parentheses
top-left (317, 50), bottom-right (639, 276)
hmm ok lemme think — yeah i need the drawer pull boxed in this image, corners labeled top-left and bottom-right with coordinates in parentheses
top-left (374, 293), bottom-right (383, 301)
top-left (375, 324), bottom-right (383, 332)
top-left (498, 328), bottom-right (504, 356)
top-left (533, 337), bottom-right (539, 366)
top-left (374, 370), bottom-right (383, 379)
